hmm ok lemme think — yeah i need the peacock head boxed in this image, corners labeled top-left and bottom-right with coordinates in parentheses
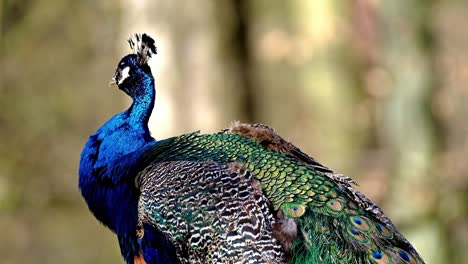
top-left (110, 33), bottom-right (157, 99)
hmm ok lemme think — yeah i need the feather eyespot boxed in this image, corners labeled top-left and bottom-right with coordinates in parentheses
top-left (376, 223), bottom-right (393, 239)
top-left (326, 198), bottom-right (343, 212)
top-left (281, 203), bottom-right (306, 218)
top-left (349, 216), bottom-right (370, 232)
top-left (347, 227), bottom-right (368, 243)
top-left (289, 206), bottom-right (303, 217)
top-left (396, 249), bottom-right (416, 263)
top-left (369, 250), bottom-right (390, 264)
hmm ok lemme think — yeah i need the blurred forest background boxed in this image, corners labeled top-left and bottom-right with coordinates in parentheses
top-left (1, 0), bottom-right (468, 263)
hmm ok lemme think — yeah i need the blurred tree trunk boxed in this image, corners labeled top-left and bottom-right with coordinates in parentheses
top-left (433, 1), bottom-right (468, 263)
top-left (121, 0), bottom-right (260, 137)
top-left (230, 0), bottom-right (255, 122)
top-left (378, 0), bottom-right (441, 262)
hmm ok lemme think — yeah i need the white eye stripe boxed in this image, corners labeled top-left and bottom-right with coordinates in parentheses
top-left (118, 66), bottom-right (130, 84)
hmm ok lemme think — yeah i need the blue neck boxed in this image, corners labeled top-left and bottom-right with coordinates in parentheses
top-left (128, 77), bottom-right (155, 128)
top-left (79, 77), bottom-right (156, 263)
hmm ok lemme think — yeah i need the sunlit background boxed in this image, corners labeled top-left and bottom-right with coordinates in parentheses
top-left (1, 0), bottom-right (468, 263)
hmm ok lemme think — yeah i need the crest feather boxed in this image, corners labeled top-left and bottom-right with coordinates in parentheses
top-left (128, 33), bottom-right (157, 65)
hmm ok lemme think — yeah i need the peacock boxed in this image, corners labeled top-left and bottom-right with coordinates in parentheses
top-left (79, 33), bottom-right (425, 264)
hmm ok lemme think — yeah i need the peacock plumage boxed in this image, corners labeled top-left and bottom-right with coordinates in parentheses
top-left (79, 33), bottom-right (425, 264)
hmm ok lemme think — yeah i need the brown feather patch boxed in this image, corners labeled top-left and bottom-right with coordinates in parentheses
top-left (272, 210), bottom-right (298, 254)
top-left (226, 121), bottom-right (291, 154)
top-left (222, 122), bottom-right (334, 174)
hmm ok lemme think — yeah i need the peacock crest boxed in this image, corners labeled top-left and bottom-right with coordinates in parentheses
top-left (128, 33), bottom-right (157, 66)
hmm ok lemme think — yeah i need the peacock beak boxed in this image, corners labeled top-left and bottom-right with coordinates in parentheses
top-left (109, 75), bottom-right (117, 87)
top-left (109, 68), bottom-right (120, 87)
top-left (109, 67), bottom-right (122, 87)
top-left (109, 66), bottom-right (129, 87)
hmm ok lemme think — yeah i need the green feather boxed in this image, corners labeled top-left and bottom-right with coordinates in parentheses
top-left (141, 132), bottom-right (424, 264)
